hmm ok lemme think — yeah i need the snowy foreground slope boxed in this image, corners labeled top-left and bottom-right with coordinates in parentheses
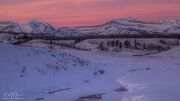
top-left (0, 43), bottom-right (180, 101)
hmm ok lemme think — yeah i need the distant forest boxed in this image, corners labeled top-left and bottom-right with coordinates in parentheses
top-left (1, 31), bottom-right (180, 41)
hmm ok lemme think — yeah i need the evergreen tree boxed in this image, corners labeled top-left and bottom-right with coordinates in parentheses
top-left (143, 43), bottom-right (146, 49)
top-left (50, 40), bottom-right (53, 44)
top-left (107, 40), bottom-right (111, 47)
top-left (115, 40), bottom-right (119, 47)
top-left (177, 39), bottom-right (179, 45)
top-left (124, 40), bottom-right (131, 48)
top-left (8, 37), bottom-right (11, 41)
top-left (14, 36), bottom-right (17, 39)
top-left (22, 34), bottom-right (28, 39)
top-left (119, 42), bottom-right (122, 49)
top-left (111, 40), bottom-right (115, 47)
top-left (134, 39), bottom-right (137, 48)
top-left (98, 42), bottom-right (106, 50)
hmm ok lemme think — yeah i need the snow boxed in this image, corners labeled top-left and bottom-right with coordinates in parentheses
top-left (0, 22), bottom-right (22, 33)
top-left (22, 39), bottom-right (75, 49)
top-left (1, 18), bottom-right (180, 36)
top-left (21, 20), bottom-right (56, 34)
top-left (1, 18), bottom-right (180, 101)
top-left (0, 39), bottom-right (180, 101)
top-left (0, 33), bottom-right (17, 44)
top-left (0, 20), bottom-right (56, 34)
top-left (120, 70), bottom-right (180, 101)
top-left (0, 43), bottom-right (92, 100)
top-left (57, 18), bottom-right (180, 36)
top-left (151, 45), bottom-right (180, 57)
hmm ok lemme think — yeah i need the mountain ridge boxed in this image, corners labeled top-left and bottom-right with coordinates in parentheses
top-left (0, 18), bottom-right (180, 36)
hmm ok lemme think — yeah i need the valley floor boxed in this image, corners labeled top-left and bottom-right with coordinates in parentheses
top-left (0, 44), bottom-right (180, 101)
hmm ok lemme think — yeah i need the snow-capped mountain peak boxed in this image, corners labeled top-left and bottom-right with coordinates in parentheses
top-left (112, 17), bottom-right (143, 24)
top-left (155, 19), bottom-right (180, 25)
top-left (0, 21), bottom-right (22, 33)
top-left (1, 18), bottom-right (180, 36)
top-left (21, 19), bottom-right (56, 34)
top-left (57, 17), bottom-right (180, 36)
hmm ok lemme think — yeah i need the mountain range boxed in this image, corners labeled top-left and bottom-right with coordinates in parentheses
top-left (0, 18), bottom-right (180, 36)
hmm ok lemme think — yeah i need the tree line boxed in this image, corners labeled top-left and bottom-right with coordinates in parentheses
top-left (97, 39), bottom-right (179, 52)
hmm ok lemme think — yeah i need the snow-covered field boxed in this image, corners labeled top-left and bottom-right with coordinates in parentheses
top-left (0, 41), bottom-right (180, 101)
top-left (0, 33), bottom-right (17, 44)
top-left (22, 39), bottom-right (75, 49)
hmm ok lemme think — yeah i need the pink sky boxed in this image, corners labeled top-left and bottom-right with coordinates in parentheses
top-left (0, 0), bottom-right (180, 27)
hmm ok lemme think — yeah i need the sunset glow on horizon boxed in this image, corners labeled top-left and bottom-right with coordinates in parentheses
top-left (0, 0), bottom-right (180, 27)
